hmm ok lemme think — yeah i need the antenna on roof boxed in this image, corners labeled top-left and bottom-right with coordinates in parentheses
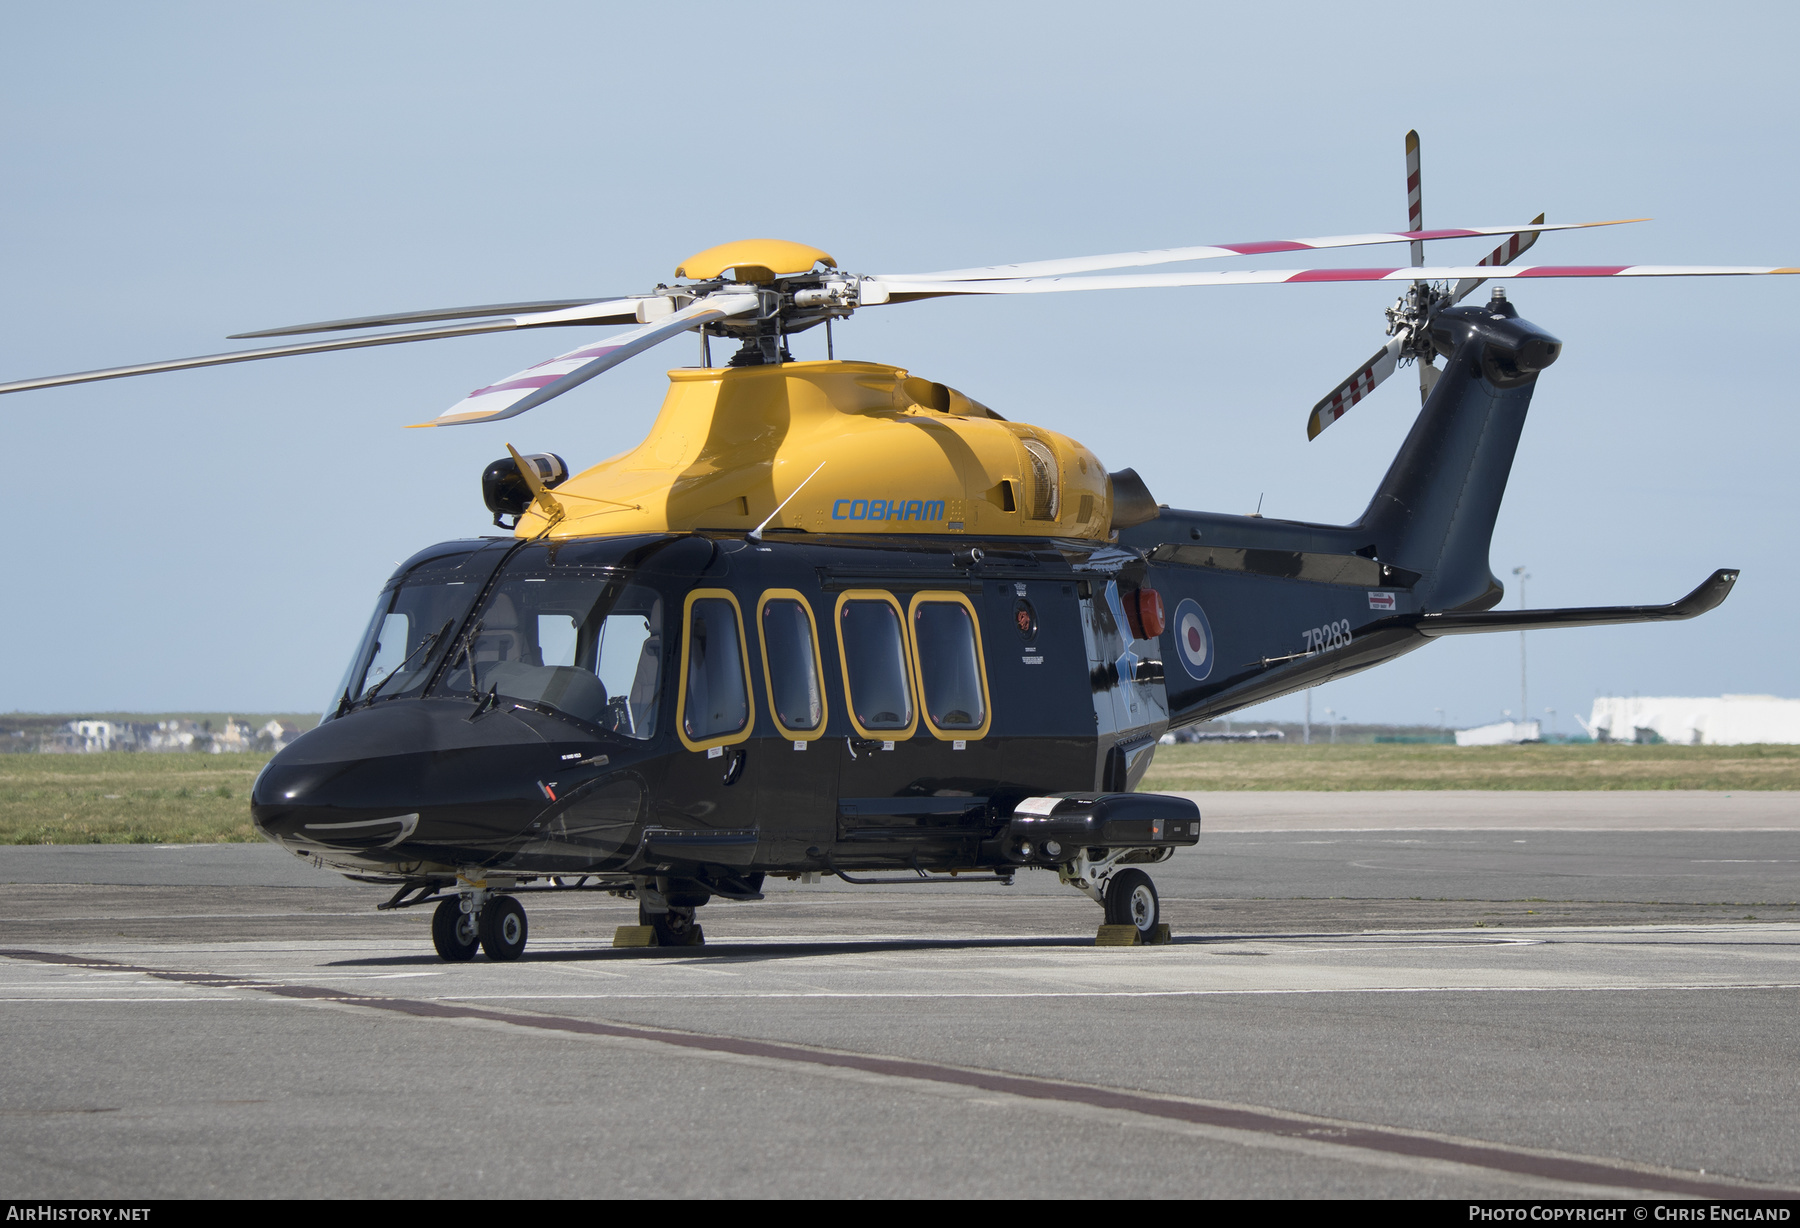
top-left (749, 462), bottom-right (826, 543)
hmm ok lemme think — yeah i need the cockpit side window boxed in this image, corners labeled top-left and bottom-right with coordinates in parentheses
top-left (677, 590), bottom-right (753, 751)
top-left (435, 572), bottom-right (663, 738)
top-left (593, 591), bottom-right (663, 740)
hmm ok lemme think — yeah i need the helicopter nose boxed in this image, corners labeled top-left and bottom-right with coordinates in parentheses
top-left (251, 700), bottom-right (549, 859)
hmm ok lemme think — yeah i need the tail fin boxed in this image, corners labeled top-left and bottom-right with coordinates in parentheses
top-left (1357, 298), bottom-right (1562, 611)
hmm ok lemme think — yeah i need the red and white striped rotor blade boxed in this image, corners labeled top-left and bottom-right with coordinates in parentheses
top-left (412, 292), bottom-right (760, 428)
top-left (1406, 130), bottom-right (1424, 268)
top-left (878, 264), bottom-right (1800, 297)
top-left (1450, 212), bottom-right (1546, 305)
top-left (872, 219), bottom-right (1641, 285)
top-left (1308, 338), bottom-right (1404, 441)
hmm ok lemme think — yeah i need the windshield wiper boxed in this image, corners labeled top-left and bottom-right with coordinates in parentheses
top-left (453, 619), bottom-right (486, 693)
top-left (357, 621), bottom-right (452, 707)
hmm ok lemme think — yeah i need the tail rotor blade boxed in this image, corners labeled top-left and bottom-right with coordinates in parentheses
top-left (1308, 337), bottom-right (1403, 440)
top-left (1407, 130), bottom-right (1429, 404)
top-left (1418, 359), bottom-right (1441, 403)
top-left (1451, 213), bottom-right (1546, 304)
top-left (1406, 130), bottom-right (1424, 268)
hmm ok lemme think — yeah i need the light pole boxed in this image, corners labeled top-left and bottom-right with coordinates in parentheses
top-left (1304, 689), bottom-right (1312, 745)
top-left (1324, 707), bottom-right (1337, 745)
top-left (1512, 565), bottom-right (1531, 730)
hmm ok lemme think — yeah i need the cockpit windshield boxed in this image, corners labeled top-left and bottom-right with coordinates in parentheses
top-left (334, 579), bottom-right (483, 710)
top-left (433, 571), bottom-right (664, 739)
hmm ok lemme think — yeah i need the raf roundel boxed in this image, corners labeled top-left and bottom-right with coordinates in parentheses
top-left (1173, 598), bottom-right (1215, 681)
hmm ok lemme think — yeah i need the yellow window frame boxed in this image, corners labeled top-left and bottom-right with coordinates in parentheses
top-left (833, 589), bottom-right (919, 742)
top-left (755, 589), bottom-right (829, 741)
top-left (906, 591), bottom-right (993, 741)
top-left (676, 588), bottom-right (756, 753)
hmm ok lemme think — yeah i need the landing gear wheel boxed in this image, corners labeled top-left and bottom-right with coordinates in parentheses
top-left (640, 901), bottom-right (705, 947)
top-left (479, 895), bottom-right (529, 961)
top-left (431, 896), bottom-right (479, 963)
top-left (1104, 868), bottom-right (1159, 940)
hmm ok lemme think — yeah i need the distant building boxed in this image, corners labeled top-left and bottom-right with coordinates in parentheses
top-left (144, 720), bottom-right (201, 752)
top-left (259, 719), bottom-right (302, 751)
top-left (1455, 719), bottom-right (1542, 746)
top-left (1581, 695), bottom-right (1800, 745)
top-left (40, 719), bottom-right (131, 753)
top-left (209, 718), bottom-right (257, 754)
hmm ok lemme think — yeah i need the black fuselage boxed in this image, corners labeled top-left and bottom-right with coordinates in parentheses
top-left (252, 302), bottom-right (1563, 887)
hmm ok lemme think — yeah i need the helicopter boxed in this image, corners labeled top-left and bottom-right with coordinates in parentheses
top-left (1, 132), bottom-right (1782, 961)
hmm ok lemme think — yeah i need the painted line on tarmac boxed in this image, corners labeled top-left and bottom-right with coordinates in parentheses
top-left (2, 947), bottom-right (1793, 1200)
top-left (419, 982), bottom-right (1800, 1001)
top-left (6, 983), bottom-right (1799, 1004)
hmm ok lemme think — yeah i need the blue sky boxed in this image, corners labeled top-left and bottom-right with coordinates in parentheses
top-left (1, 1), bottom-right (1795, 728)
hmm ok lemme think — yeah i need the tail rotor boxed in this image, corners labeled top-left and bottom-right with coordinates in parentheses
top-left (1308, 131), bottom-right (1552, 438)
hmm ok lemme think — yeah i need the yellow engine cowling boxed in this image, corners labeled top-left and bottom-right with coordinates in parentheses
top-left (515, 360), bottom-right (1113, 541)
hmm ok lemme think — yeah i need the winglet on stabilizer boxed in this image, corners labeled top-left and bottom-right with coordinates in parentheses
top-left (1410, 569), bottom-right (1738, 637)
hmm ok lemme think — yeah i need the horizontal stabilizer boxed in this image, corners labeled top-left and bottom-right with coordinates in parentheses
top-left (1411, 569), bottom-right (1738, 637)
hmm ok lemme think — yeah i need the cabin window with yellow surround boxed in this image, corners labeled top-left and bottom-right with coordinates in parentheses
top-left (758, 592), bottom-right (826, 739)
top-left (677, 591), bottom-right (753, 750)
top-left (835, 591), bottom-right (917, 739)
top-left (908, 593), bottom-right (992, 740)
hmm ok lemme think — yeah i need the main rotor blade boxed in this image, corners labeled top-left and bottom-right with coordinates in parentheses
top-left (0, 318), bottom-right (524, 397)
top-left (0, 296), bottom-right (672, 399)
top-left (230, 298), bottom-right (635, 339)
top-left (872, 219), bottom-right (1644, 284)
top-left (1308, 338), bottom-right (1404, 441)
top-left (877, 264), bottom-right (1800, 296)
top-left (413, 292), bottom-right (760, 427)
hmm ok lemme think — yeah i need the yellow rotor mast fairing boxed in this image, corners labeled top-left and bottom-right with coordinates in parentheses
top-left (675, 240), bottom-right (836, 284)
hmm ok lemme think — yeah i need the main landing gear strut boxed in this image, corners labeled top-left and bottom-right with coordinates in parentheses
top-left (1059, 847), bottom-right (1167, 944)
top-left (634, 878), bottom-right (707, 947)
top-left (414, 872), bottom-right (722, 961)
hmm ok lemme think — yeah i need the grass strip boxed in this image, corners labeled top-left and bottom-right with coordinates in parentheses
top-left (1142, 741), bottom-right (1800, 791)
top-left (0, 753), bottom-right (271, 844)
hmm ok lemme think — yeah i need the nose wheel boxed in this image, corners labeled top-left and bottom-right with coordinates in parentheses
top-left (431, 892), bottom-right (529, 962)
top-left (1103, 868), bottom-right (1160, 939)
top-left (480, 895), bottom-right (529, 961)
top-left (431, 896), bottom-right (480, 962)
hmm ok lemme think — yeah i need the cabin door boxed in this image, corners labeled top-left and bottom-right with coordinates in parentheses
top-left (1078, 578), bottom-right (1169, 791)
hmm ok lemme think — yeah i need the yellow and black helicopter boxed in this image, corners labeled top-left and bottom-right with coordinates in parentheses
top-left (2, 134), bottom-right (1782, 959)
